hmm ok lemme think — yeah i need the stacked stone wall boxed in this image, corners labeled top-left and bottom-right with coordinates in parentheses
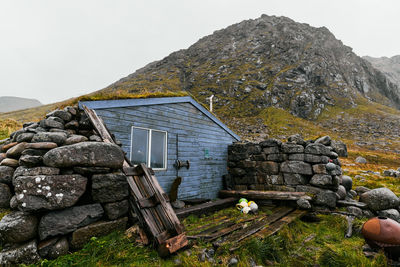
top-left (227, 135), bottom-right (349, 208)
top-left (0, 106), bottom-right (129, 265)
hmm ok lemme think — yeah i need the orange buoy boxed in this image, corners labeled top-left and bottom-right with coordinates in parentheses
top-left (362, 216), bottom-right (400, 260)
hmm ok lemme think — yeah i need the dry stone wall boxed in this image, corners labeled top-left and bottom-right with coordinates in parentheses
top-left (0, 106), bottom-right (129, 265)
top-left (227, 135), bottom-right (348, 209)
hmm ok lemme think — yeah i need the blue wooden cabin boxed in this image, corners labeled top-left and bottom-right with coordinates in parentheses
top-left (79, 96), bottom-right (240, 200)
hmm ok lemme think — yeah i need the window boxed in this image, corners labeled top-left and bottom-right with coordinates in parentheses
top-left (130, 126), bottom-right (167, 170)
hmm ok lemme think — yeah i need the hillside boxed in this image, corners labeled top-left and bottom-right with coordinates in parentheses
top-left (0, 96), bottom-right (42, 113)
top-left (364, 55), bottom-right (400, 89)
top-left (2, 14), bottom-right (400, 152)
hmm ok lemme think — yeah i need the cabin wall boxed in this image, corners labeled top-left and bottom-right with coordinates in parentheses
top-left (94, 102), bottom-right (236, 199)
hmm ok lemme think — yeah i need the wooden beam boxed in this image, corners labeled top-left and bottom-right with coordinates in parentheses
top-left (175, 197), bottom-right (237, 219)
top-left (229, 209), bottom-right (308, 252)
top-left (219, 190), bottom-right (313, 201)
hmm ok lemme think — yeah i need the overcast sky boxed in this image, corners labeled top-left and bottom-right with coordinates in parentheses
top-left (1, 0), bottom-right (399, 104)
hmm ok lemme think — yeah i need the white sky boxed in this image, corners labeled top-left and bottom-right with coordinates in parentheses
top-left (0, 0), bottom-right (399, 104)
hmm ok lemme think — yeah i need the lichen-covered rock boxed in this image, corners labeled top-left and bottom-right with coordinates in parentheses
top-left (313, 164), bottom-right (328, 174)
top-left (38, 203), bottom-right (104, 240)
top-left (14, 174), bottom-right (87, 211)
top-left (355, 186), bottom-right (370, 195)
top-left (287, 134), bottom-right (306, 145)
top-left (283, 173), bottom-right (307, 185)
top-left (341, 175), bottom-right (353, 192)
top-left (0, 240), bottom-right (41, 265)
top-left (260, 139), bottom-right (282, 147)
top-left (13, 166), bottom-right (60, 180)
top-left (314, 190), bottom-right (337, 208)
top-left (281, 144), bottom-right (304, 154)
top-left (336, 185), bottom-right (347, 200)
top-left (15, 133), bottom-right (34, 143)
top-left (331, 140), bottom-right (348, 157)
top-left (304, 154), bottom-right (329, 164)
top-left (39, 118), bottom-right (64, 129)
top-left (258, 161), bottom-right (279, 175)
top-left (310, 174), bottom-right (333, 188)
top-left (347, 206), bottom-right (363, 217)
top-left (280, 161), bottom-right (312, 175)
top-left (355, 156), bottom-right (367, 164)
top-left (315, 136), bottom-right (332, 146)
top-left (92, 173), bottom-right (128, 203)
top-left (0, 183), bottom-right (11, 208)
top-left (297, 198), bottom-right (312, 209)
top-left (360, 188), bottom-right (400, 211)
top-left (378, 209), bottom-right (400, 222)
top-left (70, 217), bottom-right (128, 250)
top-left (0, 166), bottom-right (14, 184)
top-left (103, 200), bottom-right (129, 220)
top-left (304, 143), bottom-right (331, 156)
top-left (46, 110), bottom-right (72, 122)
top-left (43, 142), bottom-right (124, 168)
top-left (0, 211), bottom-right (38, 244)
top-left (38, 236), bottom-right (69, 259)
top-left (31, 132), bottom-right (67, 146)
top-left (19, 154), bottom-right (42, 167)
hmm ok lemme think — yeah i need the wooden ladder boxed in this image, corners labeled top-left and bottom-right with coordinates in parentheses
top-left (82, 104), bottom-right (188, 256)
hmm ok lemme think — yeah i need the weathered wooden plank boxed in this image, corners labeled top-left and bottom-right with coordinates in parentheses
top-left (158, 233), bottom-right (189, 257)
top-left (212, 207), bottom-right (294, 248)
top-left (175, 198), bottom-right (237, 219)
top-left (219, 190), bottom-right (313, 201)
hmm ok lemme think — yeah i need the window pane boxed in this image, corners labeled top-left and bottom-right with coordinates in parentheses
top-left (131, 128), bottom-right (149, 166)
top-left (150, 131), bottom-right (166, 168)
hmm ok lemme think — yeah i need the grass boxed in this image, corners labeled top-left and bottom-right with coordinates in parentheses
top-left (0, 119), bottom-right (21, 140)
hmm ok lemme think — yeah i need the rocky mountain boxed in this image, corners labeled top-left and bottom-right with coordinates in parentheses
top-left (99, 14), bottom-right (400, 122)
top-left (364, 55), bottom-right (400, 89)
top-left (0, 96), bottom-right (42, 113)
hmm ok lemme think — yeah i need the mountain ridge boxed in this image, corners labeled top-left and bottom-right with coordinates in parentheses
top-left (0, 96), bottom-right (42, 113)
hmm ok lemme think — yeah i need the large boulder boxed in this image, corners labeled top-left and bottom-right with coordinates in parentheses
top-left (38, 203), bottom-right (104, 240)
top-left (280, 161), bottom-right (312, 175)
top-left (0, 166), bottom-right (14, 184)
top-left (43, 142), bottom-right (124, 168)
top-left (92, 173), bottom-right (129, 203)
top-left (14, 174), bottom-right (87, 211)
top-left (31, 132), bottom-right (67, 146)
top-left (0, 183), bottom-right (11, 208)
top-left (359, 188), bottom-right (400, 211)
top-left (0, 211), bottom-right (38, 244)
top-left (341, 175), bottom-right (353, 192)
top-left (70, 217), bottom-right (128, 250)
top-left (0, 240), bottom-right (41, 265)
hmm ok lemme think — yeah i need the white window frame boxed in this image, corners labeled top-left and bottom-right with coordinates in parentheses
top-left (130, 126), bottom-right (168, 171)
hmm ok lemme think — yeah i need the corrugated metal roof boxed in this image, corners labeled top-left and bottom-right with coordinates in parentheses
top-left (79, 96), bottom-right (240, 141)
